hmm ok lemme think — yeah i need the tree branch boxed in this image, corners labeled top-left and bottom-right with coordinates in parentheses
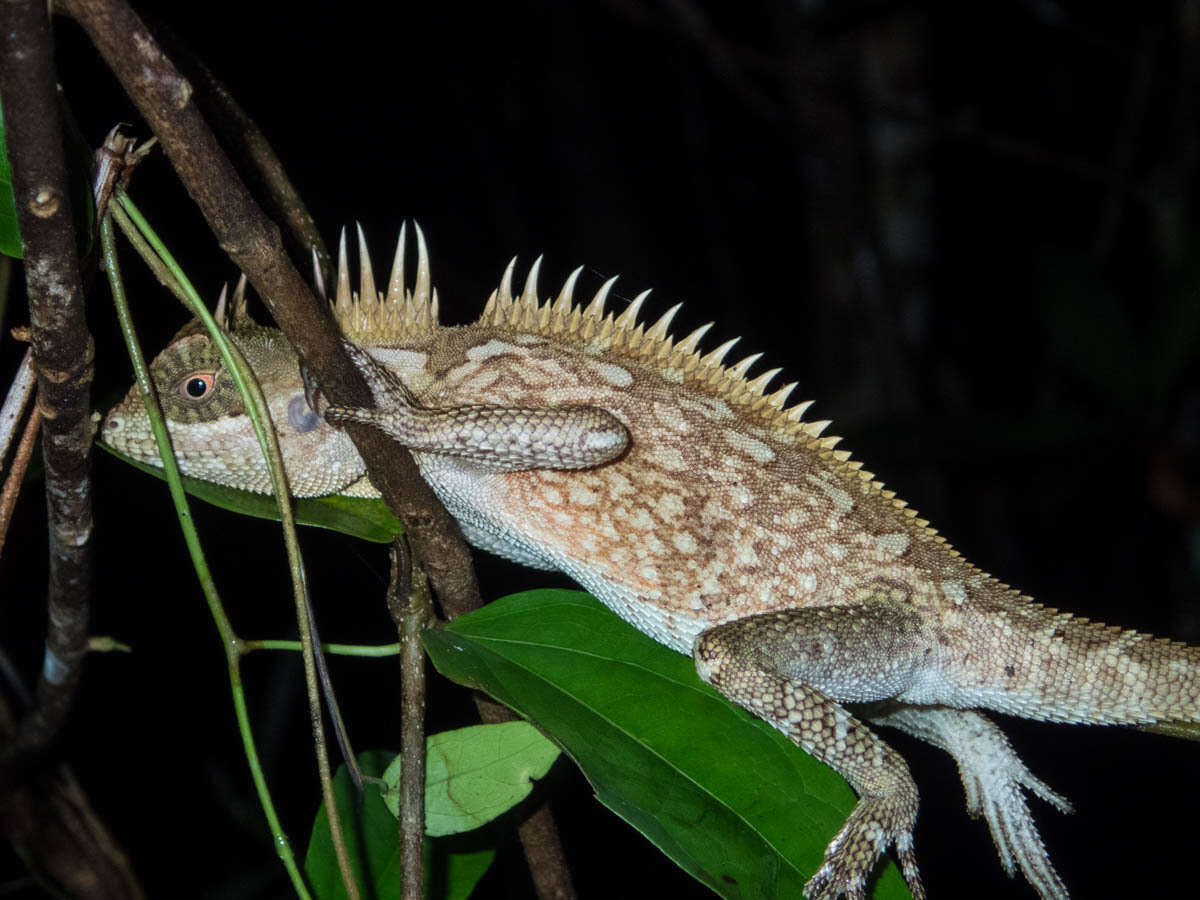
top-left (0, 0), bottom-right (94, 760)
top-left (387, 538), bottom-right (432, 900)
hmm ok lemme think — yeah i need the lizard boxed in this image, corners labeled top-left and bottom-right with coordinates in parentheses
top-left (102, 225), bottom-right (1200, 900)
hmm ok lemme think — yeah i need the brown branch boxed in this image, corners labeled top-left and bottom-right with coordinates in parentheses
top-left (1, 345), bottom-right (40, 550)
top-left (387, 538), bottom-right (432, 900)
top-left (0, 393), bottom-right (41, 553)
top-left (513, 803), bottom-right (576, 900)
top-left (61, 0), bottom-right (482, 619)
top-left (466, 694), bottom-right (576, 900)
top-left (0, 0), bottom-right (94, 760)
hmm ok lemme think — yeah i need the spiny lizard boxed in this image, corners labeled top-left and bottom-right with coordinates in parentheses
top-left (102, 226), bottom-right (1200, 900)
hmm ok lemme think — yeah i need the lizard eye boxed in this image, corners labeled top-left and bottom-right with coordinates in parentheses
top-left (180, 373), bottom-right (216, 399)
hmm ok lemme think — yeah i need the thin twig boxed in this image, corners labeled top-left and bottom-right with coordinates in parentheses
top-left (241, 640), bottom-right (401, 657)
top-left (305, 585), bottom-right (366, 795)
top-left (0, 0), bottom-right (94, 765)
top-left (92, 127), bottom-right (156, 227)
top-left (388, 537), bottom-right (432, 900)
top-left (0, 398), bottom-right (40, 552)
top-left (1, 347), bottom-right (36, 472)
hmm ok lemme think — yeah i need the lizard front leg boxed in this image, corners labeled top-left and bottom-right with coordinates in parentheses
top-left (325, 340), bottom-right (629, 471)
top-left (694, 602), bottom-right (931, 900)
top-left (867, 705), bottom-right (1071, 900)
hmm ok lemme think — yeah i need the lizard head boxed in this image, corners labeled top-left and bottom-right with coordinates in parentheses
top-left (101, 283), bottom-right (376, 498)
top-left (102, 224), bottom-right (440, 500)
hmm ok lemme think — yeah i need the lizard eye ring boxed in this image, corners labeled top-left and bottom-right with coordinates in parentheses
top-left (180, 372), bottom-right (216, 399)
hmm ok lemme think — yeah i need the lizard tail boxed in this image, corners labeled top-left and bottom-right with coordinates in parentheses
top-left (963, 604), bottom-right (1200, 726)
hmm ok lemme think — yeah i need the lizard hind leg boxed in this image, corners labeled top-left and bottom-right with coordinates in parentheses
top-left (867, 705), bottom-right (1072, 900)
top-left (694, 604), bottom-right (932, 900)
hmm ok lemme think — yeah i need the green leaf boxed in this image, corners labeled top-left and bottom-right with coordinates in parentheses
top-left (98, 441), bottom-right (403, 542)
top-left (436, 847), bottom-right (494, 900)
top-left (0, 100), bottom-right (24, 259)
top-left (305, 751), bottom-right (495, 900)
top-left (306, 751), bottom-right (403, 900)
top-left (0, 96), bottom-right (95, 260)
top-left (423, 589), bottom-right (911, 900)
top-left (381, 722), bottom-right (560, 836)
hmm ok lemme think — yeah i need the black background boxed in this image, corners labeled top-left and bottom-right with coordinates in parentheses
top-left (3, 1), bottom-right (1200, 898)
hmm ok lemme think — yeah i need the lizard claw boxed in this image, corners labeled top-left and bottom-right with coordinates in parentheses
top-left (298, 359), bottom-right (324, 417)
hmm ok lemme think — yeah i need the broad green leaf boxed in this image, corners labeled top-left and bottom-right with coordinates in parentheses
top-left (98, 441), bottom-right (402, 542)
top-left (423, 589), bottom-right (911, 900)
top-left (381, 722), bottom-right (560, 836)
top-left (305, 751), bottom-right (495, 900)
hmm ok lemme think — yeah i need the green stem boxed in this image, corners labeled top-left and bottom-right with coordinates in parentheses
top-left (101, 211), bottom-right (311, 899)
top-left (243, 640), bottom-right (402, 657)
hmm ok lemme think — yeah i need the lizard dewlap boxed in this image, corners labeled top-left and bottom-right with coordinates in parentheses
top-left (105, 224), bottom-right (1200, 900)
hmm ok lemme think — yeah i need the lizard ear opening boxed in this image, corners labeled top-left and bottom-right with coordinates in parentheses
top-left (288, 393), bottom-right (323, 433)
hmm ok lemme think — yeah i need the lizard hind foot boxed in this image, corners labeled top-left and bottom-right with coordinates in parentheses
top-left (866, 706), bottom-right (1071, 900)
top-left (802, 796), bottom-right (926, 900)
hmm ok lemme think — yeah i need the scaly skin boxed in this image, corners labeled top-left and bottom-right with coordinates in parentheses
top-left (103, 226), bottom-right (1200, 899)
